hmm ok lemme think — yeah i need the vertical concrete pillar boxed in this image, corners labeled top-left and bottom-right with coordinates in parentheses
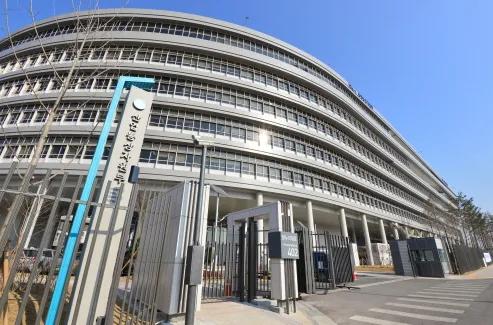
top-left (361, 214), bottom-right (374, 265)
top-left (393, 223), bottom-right (400, 240)
top-left (379, 219), bottom-right (387, 245)
top-left (351, 220), bottom-right (357, 243)
top-left (404, 226), bottom-right (410, 239)
top-left (339, 208), bottom-right (348, 238)
top-left (306, 200), bottom-right (314, 234)
top-left (256, 192), bottom-right (264, 244)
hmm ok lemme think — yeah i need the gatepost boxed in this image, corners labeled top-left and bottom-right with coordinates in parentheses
top-left (68, 85), bottom-right (154, 324)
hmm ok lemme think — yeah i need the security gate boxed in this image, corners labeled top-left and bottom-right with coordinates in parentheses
top-left (106, 181), bottom-right (209, 324)
top-left (201, 223), bottom-right (270, 301)
top-left (297, 229), bottom-right (353, 293)
top-left (0, 169), bottom-right (209, 324)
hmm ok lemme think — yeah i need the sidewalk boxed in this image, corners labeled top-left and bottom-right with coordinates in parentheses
top-left (195, 299), bottom-right (332, 325)
top-left (460, 263), bottom-right (493, 279)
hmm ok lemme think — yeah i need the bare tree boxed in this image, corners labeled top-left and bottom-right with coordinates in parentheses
top-left (0, 0), bottom-right (131, 253)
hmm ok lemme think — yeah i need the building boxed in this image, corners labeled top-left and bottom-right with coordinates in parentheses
top-left (0, 9), bottom-right (460, 265)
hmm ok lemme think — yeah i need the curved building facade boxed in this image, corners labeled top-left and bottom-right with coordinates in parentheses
top-left (0, 9), bottom-right (460, 251)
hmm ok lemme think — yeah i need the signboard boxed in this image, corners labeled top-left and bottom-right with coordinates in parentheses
top-left (68, 85), bottom-right (154, 323)
top-left (268, 231), bottom-right (299, 259)
top-left (484, 252), bottom-right (492, 264)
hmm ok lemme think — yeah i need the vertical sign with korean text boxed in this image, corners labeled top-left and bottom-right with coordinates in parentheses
top-left (69, 85), bottom-right (154, 324)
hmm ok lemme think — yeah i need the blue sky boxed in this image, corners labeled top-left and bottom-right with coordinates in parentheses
top-left (1, 1), bottom-right (491, 211)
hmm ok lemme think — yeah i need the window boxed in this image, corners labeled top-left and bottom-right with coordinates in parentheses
top-left (83, 146), bottom-right (95, 159)
top-left (49, 145), bottom-right (66, 159)
top-left (257, 165), bottom-right (269, 178)
top-left (19, 112), bottom-right (34, 124)
top-left (270, 167), bottom-right (281, 180)
top-left (64, 110), bottom-right (80, 122)
top-left (242, 162), bottom-right (255, 175)
top-left (140, 149), bottom-right (157, 163)
top-left (80, 110), bottom-right (98, 123)
top-left (65, 145), bottom-right (82, 160)
top-left (3, 146), bottom-right (17, 159)
top-left (17, 146), bottom-right (33, 159)
top-left (282, 170), bottom-right (293, 183)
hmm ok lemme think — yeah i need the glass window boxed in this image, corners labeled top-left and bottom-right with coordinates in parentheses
top-left (49, 145), bottom-right (66, 159)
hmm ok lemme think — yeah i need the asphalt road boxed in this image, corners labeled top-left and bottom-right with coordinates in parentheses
top-left (302, 274), bottom-right (493, 324)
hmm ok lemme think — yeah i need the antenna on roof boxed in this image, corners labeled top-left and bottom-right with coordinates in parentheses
top-left (245, 16), bottom-right (249, 26)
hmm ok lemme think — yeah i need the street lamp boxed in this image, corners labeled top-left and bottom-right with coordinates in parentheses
top-left (185, 135), bottom-right (214, 325)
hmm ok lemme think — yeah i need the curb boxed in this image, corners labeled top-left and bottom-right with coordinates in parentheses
top-left (296, 300), bottom-right (338, 325)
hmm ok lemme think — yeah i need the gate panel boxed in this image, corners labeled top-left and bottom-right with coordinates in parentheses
top-left (106, 181), bottom-right (209, 324)
top-left (298, 231), bottom-right (353, 292)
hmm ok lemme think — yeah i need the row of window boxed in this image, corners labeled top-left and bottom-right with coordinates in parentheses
top-left (137, 142), bottom-right (425, 225)
top-left (0, 103), bottom-right (426, 208)
top-left (0, 17), bottom-right (390, 133)
top-left (0, 137), bottom-right (429, 226)
top-left (0, 45), bottom-right (408, 167)
top-left (0, 73), bottom-right (427, 196)
top-left (0, 135), bottom-right (422, 224)
top-left (151, 108), bottom-right (424, 208)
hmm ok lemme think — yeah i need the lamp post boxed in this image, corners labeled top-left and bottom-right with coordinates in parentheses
top-left (185, 135), bottom-right (212, 325)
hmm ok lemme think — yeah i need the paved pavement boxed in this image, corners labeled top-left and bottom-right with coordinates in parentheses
top-left (195, 300), bottom-right (316, 325)
top-left (302, 265), bottom-right (493, 324)
top-left (193, 266), bottom-right (493, 324)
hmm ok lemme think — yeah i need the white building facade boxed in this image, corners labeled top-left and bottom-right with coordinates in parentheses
top-left (0, 9), bottom-right (461, 263)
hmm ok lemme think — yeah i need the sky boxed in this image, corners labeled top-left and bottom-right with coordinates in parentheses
top-left (1, 0), bottom-right (491, 211)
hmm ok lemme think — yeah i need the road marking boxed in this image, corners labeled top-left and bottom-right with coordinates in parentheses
top-left (423, 288), bottom-right (481, 294)
top-left (416, 291), bottom-right (477, 297)
top-left (349, 315), bottom-right (410, 325)
top-left (437, 285), bottom-right (485, 288)
top-left (386, 302), bottom-right (464, 314)
top-left (408, 294), bottom-right (473, 301)
top-left (369, 308), bottom-right (457, 323)
top-left (428, 287), bottom-right (482, 291)
top-left (398, 298), bottom-right (470, 307)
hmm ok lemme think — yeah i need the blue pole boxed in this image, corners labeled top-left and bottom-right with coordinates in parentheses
top-left (45, 76), bottom-right (154, 324)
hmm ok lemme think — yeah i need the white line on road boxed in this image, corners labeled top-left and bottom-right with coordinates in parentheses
top-left (423, 288), bottom-right (482, 294)
top-left (416, 291), bottom-right (477, 297)
top-left (397, 297), bottom-right (470, 307)
top-left (386, 302), bottom-right (464, 314)
top-left (369, 308), bottom-right (458, 323)
top-left (349, 315), bottom-right (410, 325)
top-left (408, 294), bottom-right (473, 301)
top-left (427, 287), bottom-right (482, 292)
top-left (438, 283), bottom-right (488, 289)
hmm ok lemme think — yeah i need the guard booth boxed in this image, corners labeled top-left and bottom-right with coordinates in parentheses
top-left (390, 237), bottom-right (451, 278)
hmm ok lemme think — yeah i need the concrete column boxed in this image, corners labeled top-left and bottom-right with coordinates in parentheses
top-left (379, 219), bottom-right (387, 245)
top-left (256, 192), bottom-right (264, 244)
top-left (339, 208), bottom-right (348, 238)
top-left (351, 220), bottom-right (357, 243)
top-left (393, 223), bottom-right (400, 240)
top-left (361, 214), bottom-right (374, 265)
top-left (306, 200), bottom-right (315, 234)
top-left (404, 226), bottom-right (410, 239)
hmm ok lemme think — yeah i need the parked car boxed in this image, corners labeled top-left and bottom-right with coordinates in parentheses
top-left (19, 248), bottom-right (82, 275)
top-left (19, 248), bottom-right (57, 274)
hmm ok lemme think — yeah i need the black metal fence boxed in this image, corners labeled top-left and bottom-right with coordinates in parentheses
top-left (0, 164), bottom-right (130, 324)
top-left (450, 245), bottom-right (484, 274)
top-left (201, 225), bottom-right (271, 302)
top-left (297, 228), bottom-right (353, 293)
top-left (202, 226), bottom-right (238, 300)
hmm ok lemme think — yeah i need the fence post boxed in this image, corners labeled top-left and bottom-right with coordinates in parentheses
top-left (326, 232), bottom-right (336, 289)
top-left (2, 248), bottom-right (9, 324)
top-left (238, 223), bottom-right (246, 302)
